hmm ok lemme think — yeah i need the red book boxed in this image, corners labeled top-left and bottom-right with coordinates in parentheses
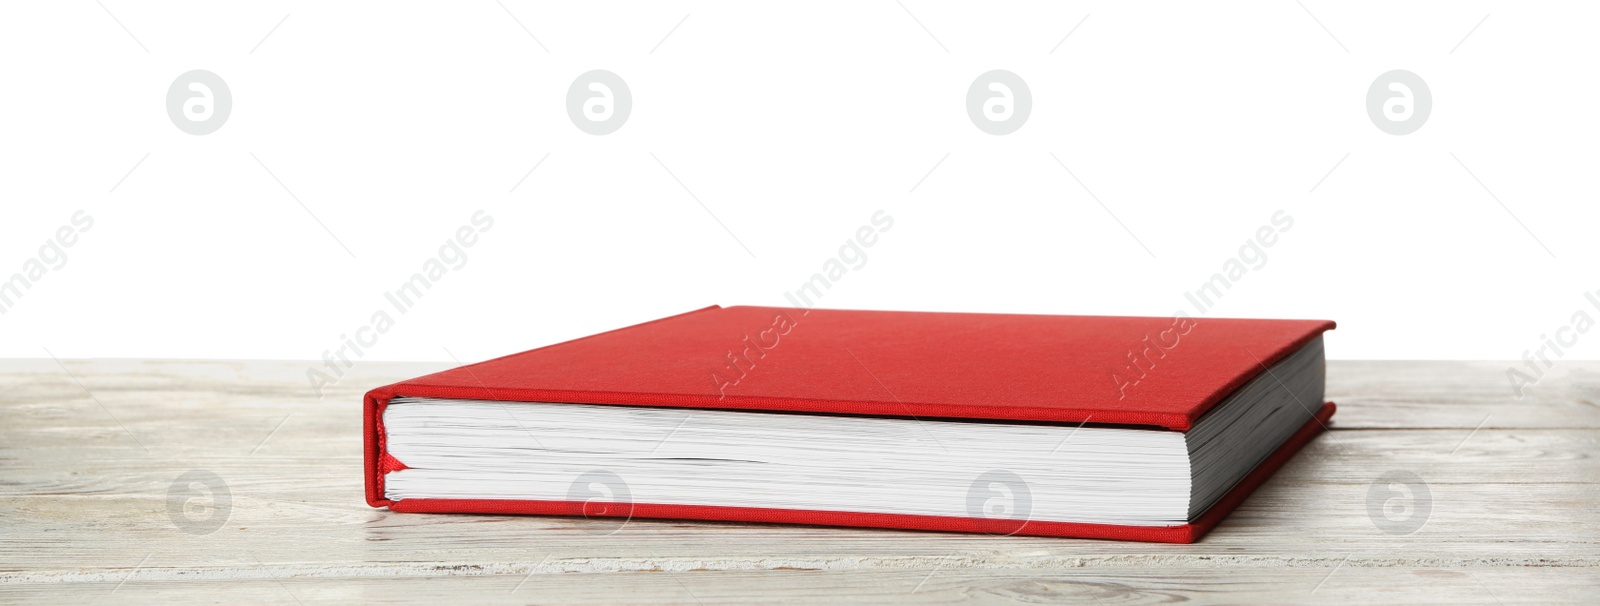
top-left (365, 305), bottom-right (1335, 543)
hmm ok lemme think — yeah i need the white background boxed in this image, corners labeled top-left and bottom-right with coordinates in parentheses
top-left (2, 2), bottom-right (1596, 371)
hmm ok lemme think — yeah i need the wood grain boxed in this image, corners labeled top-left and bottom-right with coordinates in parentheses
top-left (1, 359), bottom-right (1597, 603)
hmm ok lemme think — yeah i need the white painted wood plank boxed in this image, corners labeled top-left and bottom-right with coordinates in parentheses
top-left (2, 567), bottom-right (1594, 604)
top-left (1, 358), bottom-right (1597, 603)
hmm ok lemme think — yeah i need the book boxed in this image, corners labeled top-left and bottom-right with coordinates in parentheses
top-left (364, 305), bottom-right (1335, 543)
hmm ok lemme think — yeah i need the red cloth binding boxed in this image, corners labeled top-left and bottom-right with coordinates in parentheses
top-left (362, 305), bottom-right (1337, 542)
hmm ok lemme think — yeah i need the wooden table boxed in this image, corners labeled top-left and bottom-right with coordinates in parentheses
top-left (2, 359), bottom-right (1596, 603)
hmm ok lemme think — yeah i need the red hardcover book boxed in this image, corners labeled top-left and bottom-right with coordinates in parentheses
top-left (365, 305), bottom-right (1335, 543)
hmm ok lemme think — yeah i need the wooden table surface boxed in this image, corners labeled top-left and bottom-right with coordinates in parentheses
top-left (2, 359), bottom-right (1597, 604)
